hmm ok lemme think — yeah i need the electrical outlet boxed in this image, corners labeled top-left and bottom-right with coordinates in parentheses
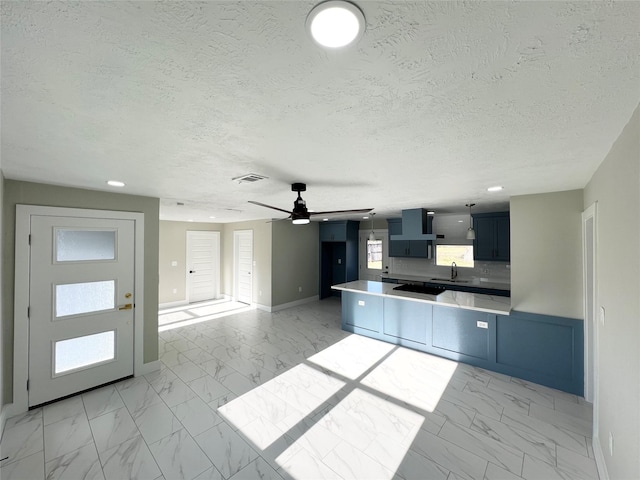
top-left (337, 258), bottom-right (342, 264)
top-left (171, 261), bottom-right (178, 267)
top-left (482, 268), bottom-right (489, 274)
top-left (476, 321), bottom-right (489, 329)
top-left (172, 288), bottom-right (177, 294)
top-left (298, 286), bottom-right (302, 292)
top-left (609, 432), bottom-right (614, 456)
top-left (600, 306), bottom-right (606, 326)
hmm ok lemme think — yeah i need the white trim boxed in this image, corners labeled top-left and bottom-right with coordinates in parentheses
top-left (582, 202), bottom-right (598, 405)
top-left (259, 295), bottom-right (320, 313)
top-left (233, 230), bottom-right (254, 304)
top-left (593, 434), bottom-right (610, 480)
top-left (185, 230), bottom-right (221, 304)
top-left (13, 205), bottom-right (145, 414)
top-left (135, 360), bottom-right (161, 376)
top-left (158, 300), bottom-right (189, 310)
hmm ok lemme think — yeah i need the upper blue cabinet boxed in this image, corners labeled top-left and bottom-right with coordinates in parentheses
top-left (473, 212), bottom-right (510, 261)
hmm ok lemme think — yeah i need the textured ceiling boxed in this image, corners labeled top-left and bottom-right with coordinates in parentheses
top-left (1, 1), bottom-right (639, 222)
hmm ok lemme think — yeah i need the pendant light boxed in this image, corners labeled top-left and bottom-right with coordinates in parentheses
top-left (368, 212), bottom-right (376, 242)
top-left (466, 203), bottom-right (476, 240)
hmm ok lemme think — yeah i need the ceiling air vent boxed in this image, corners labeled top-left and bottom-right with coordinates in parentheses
top-left (232, 173), bottom-right (268, 184)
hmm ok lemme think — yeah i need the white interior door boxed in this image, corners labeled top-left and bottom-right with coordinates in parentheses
top-left (234, 230), bottom-right (253, 304)
top-left (359, 229), bottom-right (389, 281)
top-left (28, 215), bottom-right (135, 406)
top-left (186, 231), bottom-right (220, 303)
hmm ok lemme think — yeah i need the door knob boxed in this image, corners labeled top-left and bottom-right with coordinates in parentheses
top-left (189, 270), bottom-right (196, 273)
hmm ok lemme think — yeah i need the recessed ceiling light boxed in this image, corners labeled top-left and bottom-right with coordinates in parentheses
top-left (306, 1), bottom-right (365, 48)
top-left (188, 219), bottom-right (194, 222)
top-left (106, 180), bottom-right (125, 187)
top-left (427, 211), bottom-right (435, 215)
top-left (208, 216), bottom-right (216, 219)
top-left (323, 218), bottom-right (329, 221)
top-left (363, 216), bottom-right (369, 219)
top-left (487, 186), bottom-right (504, 192)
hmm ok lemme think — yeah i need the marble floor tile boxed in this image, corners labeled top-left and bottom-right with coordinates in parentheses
top-left (554, 397), bottom-right (593, 422)
top-left (194, 422), bottom-right (259, 479)
top-left (117, 376), bottom-right (163, 417)
top-left (219, 371), bottom-right (256, 397)
top-left (45, 443), bottom-right (104, 480)
top-left (172, 396), bottom-right (223, 437)
top-left (556, 446), bottom-right (599, 480)
top-left (99, 435), bottom-right (162, 480)
top-left (522, 453), bottom-right (578, 480)
top-left (4, 408), bottom-right (42, 430)
top-left (486, 376), bottom-right (555, 409)
top-left (0, 414), bottom-right (44, 464)
top-left (194, 466), bottom-right (224, 480)
top-left (323, 440), bottom-right (395, 480)
top-left (393, 448), bottom-right (450, 480)
top-left (0, 451), bottom-right (45, 480)
top-left (149, 429), bottom-right (212, 480)
top-left (89, 407), bottom-right (139, 453)
top-left (229, 457), bottom-right (284, 480)
top-left (276, 446), bottom-right (339, 480)
top-left (43, 413), bottom-right (94, 462)
top-left (131, 401), bottom-right (182, 444)
top-left (155, 377), bottom-right (197, 407)
top-left (43, 395), bottom-right (85, 426)
top-left (484, 462), bottom-right (523, 480)
top-left (528, 403), bottom-right (593, 438)
top-left (82, 386), bottom-right (125, 420)
top-left (182, 347), bottom-right (216, 365)
top-left (188, 375), bottom-right (232, 404)
top-left (171, 360), bottom-right (208, 383)
top-left (437, 420), bottom-right (523, 476)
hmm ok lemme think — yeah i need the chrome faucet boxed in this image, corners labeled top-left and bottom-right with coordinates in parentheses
top-left (451, 262), bottom-right (457, 280)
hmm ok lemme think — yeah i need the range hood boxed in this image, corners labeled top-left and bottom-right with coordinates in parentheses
top-left (390, 208), bottom-right (437, 241)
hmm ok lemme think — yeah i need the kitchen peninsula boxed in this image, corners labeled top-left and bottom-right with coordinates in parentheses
top-left (332, 280), bottom-right (583, 395)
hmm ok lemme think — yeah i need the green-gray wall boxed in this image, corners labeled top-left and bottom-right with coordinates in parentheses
top-left (159, 221), bottom-right (223, 305)
top-left (584, 104), bottom-right (639, 479)
top-left (271, 221), bottom-right (319, 306)
top-left (510, 189), bottom-right (584, 319)
top-left (2, 180), bottom-right (160, 404)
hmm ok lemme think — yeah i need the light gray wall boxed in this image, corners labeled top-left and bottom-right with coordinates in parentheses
top-left (221, 220), bottom-right (272, 307)
top-left (0, 173), bottom-right (4, 412)
top-left (584, 104), bottom-right (639, 479)
top-left (158, 221), bottom-right (223, 305)
top-left (271, 221), bottom-right (319, 306)
top-left (2, 180), bottom-right (160, 404)
top-left (510, 190), bottom-right (584, 318)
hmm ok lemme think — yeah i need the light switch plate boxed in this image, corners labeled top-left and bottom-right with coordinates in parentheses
top-left (358, 300), bottom-right (365, 306)
top-left (477, 321), bottom-right (489, 329)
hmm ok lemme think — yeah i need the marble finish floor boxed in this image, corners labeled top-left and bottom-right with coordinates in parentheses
top-left (1, 298), bottom-right (598, 480)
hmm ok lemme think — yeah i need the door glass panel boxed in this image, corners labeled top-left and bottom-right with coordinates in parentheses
top-left (56, 229), bottom-right (116, 262)
top-left (367, 240), bottom-right (382, 269)
top-left (55, 280), bottom-right (115, 318)
top-left (54, 331), bottom-right (115, 375)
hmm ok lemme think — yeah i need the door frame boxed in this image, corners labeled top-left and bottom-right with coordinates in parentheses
top-left (582, 203), bottom-right (598, 433)
top-left (185, 230), bottom-right (221, 304)
top-left (13, 205), bottom-right (146, 414)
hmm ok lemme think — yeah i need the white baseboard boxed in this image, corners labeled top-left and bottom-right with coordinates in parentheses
top-left (264, 295), bottom-right (320, 313)
top-left (158, 300), bottom-right (189, 310)
top-left (592, 434), bottom-right (610, 480)
top-left (135, 360), bottom-right (161, 376)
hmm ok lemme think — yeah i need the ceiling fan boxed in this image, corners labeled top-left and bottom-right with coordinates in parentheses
top-left (249, 183), bottom-right (373, 224)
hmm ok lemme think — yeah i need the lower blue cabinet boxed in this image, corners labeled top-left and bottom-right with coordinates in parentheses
top-left (342, 292), bottom-right (383, 335)
top-left (383, 298), bottom-right (430, 346)
top-left (429, 306), bottom-right (494, 363)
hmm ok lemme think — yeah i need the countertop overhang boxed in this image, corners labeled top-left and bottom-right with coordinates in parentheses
top-left (332, 280), bottom-right (511, 315)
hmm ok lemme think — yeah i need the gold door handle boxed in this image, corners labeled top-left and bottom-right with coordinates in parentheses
top-left (119, 303), bottom-right (133, 310)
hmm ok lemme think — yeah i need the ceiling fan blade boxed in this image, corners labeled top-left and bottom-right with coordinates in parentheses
top-left (266, 216), bottom-right (292, 223)
top-left (248, 200), bottom-right (292, 215)
top-left (311, 208), bottom-right (374, 215)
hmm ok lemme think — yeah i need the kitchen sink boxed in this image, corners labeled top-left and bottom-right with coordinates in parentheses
top-left (431, 278), bottom-right (469, 283)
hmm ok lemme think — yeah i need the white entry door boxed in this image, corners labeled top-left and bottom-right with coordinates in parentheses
top-left (234, 230), bottom-right (253, 304)
top-left (28, 215), bottom-right (135, 406)
top-left (186, 231), bottom-right (220, 303)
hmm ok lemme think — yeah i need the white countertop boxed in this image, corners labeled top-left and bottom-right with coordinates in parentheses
top-left (380, 273), bottom-right (510, 291)
top-left (332, 280), bottom-right (511, 315)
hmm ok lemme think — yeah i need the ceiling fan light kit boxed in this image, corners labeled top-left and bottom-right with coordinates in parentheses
top-left (249, 183), bottom-right (372, 225)
top-left (306, 0), bottom-right (365, 48)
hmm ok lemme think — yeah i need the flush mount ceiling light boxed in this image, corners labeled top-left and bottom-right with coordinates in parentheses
top-left (487, 186), bottom-right (504, 192)
top-left (306, 1), bottom-right (365, 48)
top-left (106, 180), bottom-right (125, 187)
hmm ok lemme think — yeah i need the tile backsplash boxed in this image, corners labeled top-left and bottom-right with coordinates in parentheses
top-left (388, 256), bottom-right (511, 285)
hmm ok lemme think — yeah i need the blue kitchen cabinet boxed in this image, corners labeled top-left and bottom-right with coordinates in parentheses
top-left (429, 306), bottom-right (495, 364)
top-left (320, 221), bottom-right (359, 299)
top-left (383, 298), bottom-right (430, 346)
top-left (473, 212), bottom-right (510, 261)
top-left (342, 291), bottom-right (383, 335)
top-left (387, 218), bottom-right (432, 258)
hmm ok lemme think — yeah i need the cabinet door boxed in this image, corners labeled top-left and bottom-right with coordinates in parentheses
top-left (389, 240), bottom-right (409, 257)
top-left (342, 292), bottom-right (383, 333)
top-left (319, 222), bottom-right (346, 242)
top-left (473, 217), bottom-right (495, 260)
top-left (494, 216), bottom-right (510, 261)
top-left (383, 298), bottom-right (430, 345)
top-left (408, 240), bottom-right (430, 258)
top-left (431, 306), bottom-right (492, 360)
